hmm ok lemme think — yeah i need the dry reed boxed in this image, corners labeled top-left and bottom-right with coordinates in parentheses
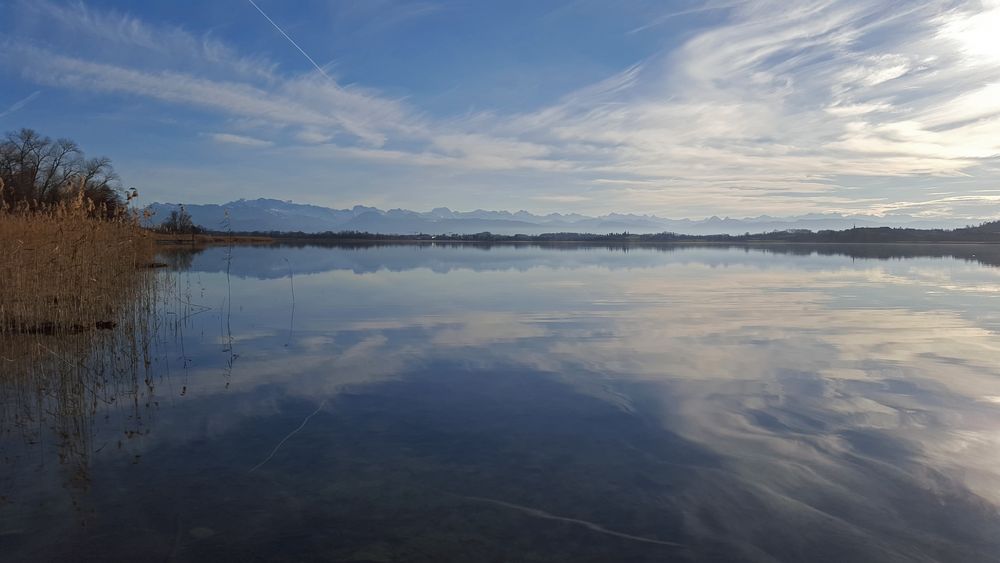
top-left (0, 179), bottom-right (162, 498)
top-left (0, 181), bottom-right (153, 337)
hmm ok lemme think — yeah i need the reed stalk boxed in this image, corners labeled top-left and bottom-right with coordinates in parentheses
top-left (0, 178), bottom-right (162, 495)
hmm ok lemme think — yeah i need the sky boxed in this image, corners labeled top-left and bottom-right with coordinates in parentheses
top-left (1, 0), bottom-right (1000, 219)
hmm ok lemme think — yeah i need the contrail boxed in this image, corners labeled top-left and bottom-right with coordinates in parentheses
top-left (248, 399), bottom-right (327, 473)
top-left (246, 0), bottom-right (331, 79)
top-left (0, 91), bottom-right (41, 119)
top-left (456, 494), bottom-right (685, 548)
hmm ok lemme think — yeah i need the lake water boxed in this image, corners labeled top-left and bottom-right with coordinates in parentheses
top-left (3, 243), bottom-right (1000, 561)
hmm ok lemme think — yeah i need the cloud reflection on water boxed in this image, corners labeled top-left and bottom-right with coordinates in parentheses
top-left (170, 245), bottom-right (1000, 512)
top-left (5, 243), bottom-right (1000, 560)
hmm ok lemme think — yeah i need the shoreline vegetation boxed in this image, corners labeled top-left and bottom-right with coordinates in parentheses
top-left (0, 177), bottom-right (155, 339)
top-left (0, 127), bottom-right (156, 339)
top-left (179, 220), bottom-right (1000, 246)
top-left (1, 129), bottom-right (163, 474)
top-left (0, 190), bottom-right (154, 337)
top-left (0, 184), bottom-right (161, 490)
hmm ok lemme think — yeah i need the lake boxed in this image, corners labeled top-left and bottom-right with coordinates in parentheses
top-left (3, 242), bottom-right (1000, 562)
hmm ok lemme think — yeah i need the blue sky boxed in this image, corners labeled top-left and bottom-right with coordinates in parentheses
top-left (2, 0), bottom-right (1000, 219)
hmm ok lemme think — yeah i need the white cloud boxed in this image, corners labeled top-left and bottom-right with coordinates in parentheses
top-left (24, 0), bottom-right (278, 81)
top-left (10, 46), bottom-right (417, 147)
top-left (4, 0), bottom-right (1000, 218)
top-left (531, 195), bottom-right (593, 203)
top-left (936, 1), bottom-right (1000, 64)
top-left (207, 132), bottom-right (274, 147)
top-left (296, 129), bottom-right (334, 144)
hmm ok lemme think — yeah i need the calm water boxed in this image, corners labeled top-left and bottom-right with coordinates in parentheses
top-left (3, 243), bottom-right (1000, 562)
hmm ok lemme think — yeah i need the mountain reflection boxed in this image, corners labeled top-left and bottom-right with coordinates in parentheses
top-left (3, 243), bottom-right (1000, 561)
top-left (171, 241), bottom-right (1000, 279)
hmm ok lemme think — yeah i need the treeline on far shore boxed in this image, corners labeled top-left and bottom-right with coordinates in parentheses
top-left (197, 221), bottom-right (1000, 244)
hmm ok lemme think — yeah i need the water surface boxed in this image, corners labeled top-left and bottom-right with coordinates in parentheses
top-left (3, 243), bottom-right (1000, 562)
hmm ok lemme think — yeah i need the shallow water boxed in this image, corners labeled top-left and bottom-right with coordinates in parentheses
top-left (3, 243), bottom-right (1000, 562)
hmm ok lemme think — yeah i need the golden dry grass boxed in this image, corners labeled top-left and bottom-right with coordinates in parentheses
top-left (0, 185), bottom-right (162, 488)
top-left (0, 189), bottom-right (154, 338)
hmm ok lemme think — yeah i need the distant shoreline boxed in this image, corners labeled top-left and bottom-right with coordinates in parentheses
top-left (153, 232), bottom-right (274, 246)
top-left (150, 235), bottom-right (1000, 271)
top-left (160, 222), bottom-right (1000, 246)
top-left (260, 238), bottom-right (1000, 246)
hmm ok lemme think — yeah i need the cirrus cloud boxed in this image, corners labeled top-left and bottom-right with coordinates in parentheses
top-left (2, 0), bottom-right (1000, 219)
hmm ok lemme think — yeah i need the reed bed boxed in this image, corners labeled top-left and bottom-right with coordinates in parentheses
top-left (0, 190), bottom-right (154, 338)
top-left (0, 185), bottom-right (163, 496)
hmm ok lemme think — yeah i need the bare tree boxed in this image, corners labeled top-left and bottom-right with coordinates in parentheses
top-left (38, 138), bottom-right (81, 203)
top-left (159, 205), bottom-right (200, 234)
top-left (0, 128), bottom-right (125, 214)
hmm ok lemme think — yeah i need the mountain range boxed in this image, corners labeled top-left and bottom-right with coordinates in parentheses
top-left (145, 198), bottom-right (983, 236)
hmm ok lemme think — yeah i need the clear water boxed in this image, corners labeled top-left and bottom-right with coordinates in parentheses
top-left (3, 243), bottom-right (1000, 562)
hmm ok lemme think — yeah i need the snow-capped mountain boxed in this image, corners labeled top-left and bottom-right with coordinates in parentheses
top-left (145, 198), bottom-right (979, 235)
